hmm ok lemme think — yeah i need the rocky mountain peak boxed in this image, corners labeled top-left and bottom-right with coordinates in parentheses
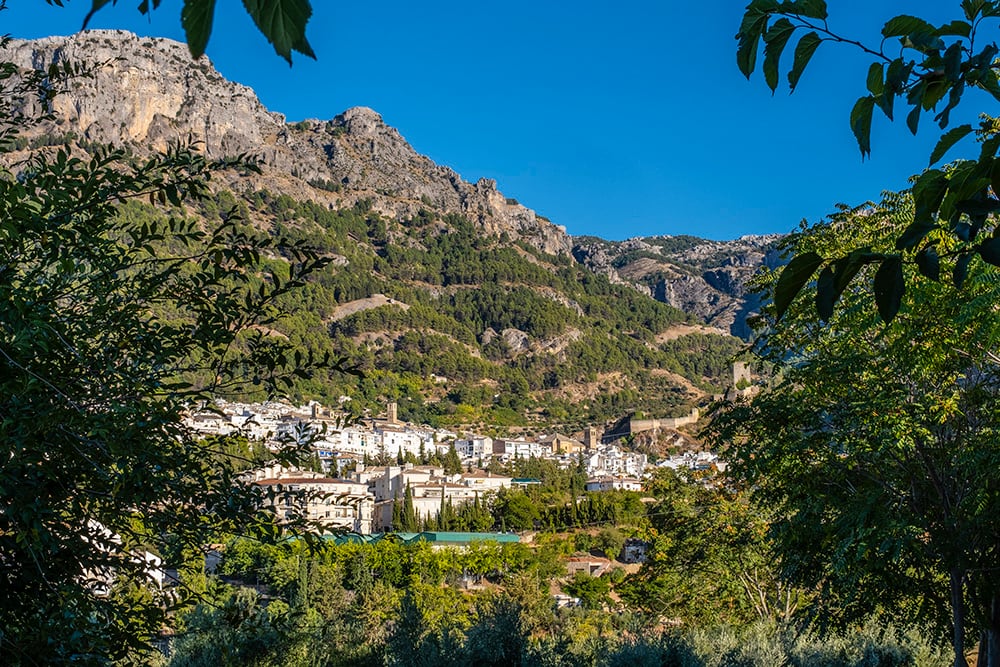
top-left (4, 31), bottom-right (572, 256)
top-left (337, 106), bottom-right (384, 134)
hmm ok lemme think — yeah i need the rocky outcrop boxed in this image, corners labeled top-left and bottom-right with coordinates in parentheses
top-left (573, 234), bottom-right (784, 338)
top-left (4, 31), bottom-right (571, 256)
top-left (5, 31), bottom-right (780, 334)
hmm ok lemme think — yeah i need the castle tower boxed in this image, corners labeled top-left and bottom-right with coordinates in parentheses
top-left (733, 361), bottom-right (751, 391)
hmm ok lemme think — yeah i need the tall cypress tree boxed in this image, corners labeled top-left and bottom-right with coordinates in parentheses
top-left (391, 489), bottom-right (403, 532)
top-left (403, 483), bottom-right (417, 532)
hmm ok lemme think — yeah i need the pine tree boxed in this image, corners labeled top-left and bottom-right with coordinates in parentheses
top-left (444, 442), bottom-right (462, 475)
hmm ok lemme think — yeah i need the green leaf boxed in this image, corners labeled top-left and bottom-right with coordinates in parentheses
top-left (988, 159), bottom-right (1000, 198)
top-left (904, 32), bottom-right (946, 54)
top-left (977, 70), bottom-right (1000, 102)
top-left (182, 0), bottom-right (217, 59)
top-left (873, 256), bottom-right (905, 323)
top-left (907, 105), bottom-right (921, 135)
top-left (737, 35), bottom-right (762, 80)
top-left (773, 251), bottom-right (824, 320)
top-left (929, 124), bottom-right (973, 166)
top-left (866, 63), bottom-right (884, 96)
top-left (737, 8), bottom-right (772, 79)
top-left (954, 221), bottom-right (974, 242)
top-left (956, 197), bottom-right (1000, 217)
top-left (963, 0), bottom-right (987, 21)
top-left (882, 15), bottom-right (937, 39)
top-left (869, 89), bottom-right (893, 121)
top-left (943, 42), bottom-right (964, 82)
top-left (794, 0), bottom-right (828, 20)
top-left (835, 249), bottom-right (876, 294)
top-left (815, 251), bottom-right (870, 321)
top-left (788, 31), bottom-right (821, 92)
top-left (896, 220), bottom-right (937, 250)
top-left (815, 265), bottom-right (835, 321)
top-left (939, 20), bottom-right (973, 37)
top-left (885, 59), bottom-right (910, 94)
top-left (922, 79), bottom-right (952, 112)
top-left (984, 1), bottom-right (1000, 18)
top-left (81, 0), bottom-right (115, 29)
top-left (241, 0), bottom-right (315, 65)
top-left (912, 169), bottom-right (949, 226)
top-left (953, 251), bottom-right (974, 287)
top-left (915, 246), bottom-right (940, 281)
top-left (934, 82), bottom-right (964, 129)
top-left (850, 96), bottom-right (875, 158)
top-left (763, 19), bottom-right (796, 92)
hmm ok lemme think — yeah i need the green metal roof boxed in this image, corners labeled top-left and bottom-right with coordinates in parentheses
top-left (324, 531), bottom-right (520, 546)
top-left (406, 531), bottom-right (520, 544)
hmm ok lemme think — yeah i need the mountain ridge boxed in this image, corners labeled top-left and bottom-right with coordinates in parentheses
top-left (3, 31), bottom-right (772, 428)
top-left (6, 30), bottom-right (572, 256)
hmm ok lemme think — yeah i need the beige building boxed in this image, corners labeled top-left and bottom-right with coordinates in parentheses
top-left (254, 473), bottom-right (374, 534)
top-left (461, 470), bottom-right (513, 492)
top-left (368, 467), bottom-right (508, 531)
top-left (540, 433), bottom-right (585, 455)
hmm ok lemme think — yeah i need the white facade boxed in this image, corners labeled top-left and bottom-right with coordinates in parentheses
top-left (494, 439), bottom-right (545, 460)
top-left (455, 435), bottom-right (494, 460)
top-left (585, 445), bottom-right (647, 478)
top-left (254, 472), bottom-right (374, 534)
top-left (585, 476), bottom-right (643, 492)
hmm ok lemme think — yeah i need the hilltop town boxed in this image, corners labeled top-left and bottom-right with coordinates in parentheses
top-left (185, 399), bottom-right (723, 534)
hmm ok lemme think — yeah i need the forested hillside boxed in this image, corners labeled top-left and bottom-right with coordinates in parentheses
top-left (5, 32), bottom-right (749, 431)
top-left (115, 190), bottom-right (744, 430)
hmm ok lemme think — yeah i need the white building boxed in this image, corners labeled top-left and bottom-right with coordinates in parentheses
top-left (585, 476), bottom-right (643, 492)
top-left (455, 435), bottom-right (494, 460)
top-left (253, 471), bottom-right (374, 534)
top-left (584, 445), bottom-right (647, 478)
top-left (493, 439), bottom-right (546, 461)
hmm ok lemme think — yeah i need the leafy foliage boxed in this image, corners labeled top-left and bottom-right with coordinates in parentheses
top-left (738, 0), bottom-right (1000, 321)
top-left (76, 0), bottom-right (315, 63)
top-left (168, 534), bottom-right (951, 667)
top-left (709, 192), bottom-right (1000, 664)
top-left (0, 60), bottom-right (341, 663)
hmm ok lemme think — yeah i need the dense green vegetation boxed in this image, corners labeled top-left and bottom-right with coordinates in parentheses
top-left (711, 191), bottom-right (1000, 665)
top-left (0, 80), bottom-right (338, 664)
top-left (18, 3), bottom-right (1000, 664)
top-left (735, 3), bottom-right (1000, 664)
top-left (112, 186), bottom-right (742, 429)
top-left (158, 467), bottom-right (952, 667)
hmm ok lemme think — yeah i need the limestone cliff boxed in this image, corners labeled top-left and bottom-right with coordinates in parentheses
top-left (5, 31), bottom-right (779, 335)
top-left (572, 234), bottom-right (784, 338)
top-left (4, 30), bottom-right (571, 255)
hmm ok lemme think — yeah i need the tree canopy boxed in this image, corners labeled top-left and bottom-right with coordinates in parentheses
top-left (0, 32), bottom-right (340, 662)
top-left (709, 190), bottom-right (1000, 667)
top-left (738, 0), bottom-right (1000, 322)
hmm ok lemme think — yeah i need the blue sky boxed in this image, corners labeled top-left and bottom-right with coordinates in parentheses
top-left (4, 1), bottom-right (981, 240)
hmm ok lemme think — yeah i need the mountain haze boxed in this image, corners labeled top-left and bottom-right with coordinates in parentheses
top-left (5, 31), bottom-right (771, 430)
